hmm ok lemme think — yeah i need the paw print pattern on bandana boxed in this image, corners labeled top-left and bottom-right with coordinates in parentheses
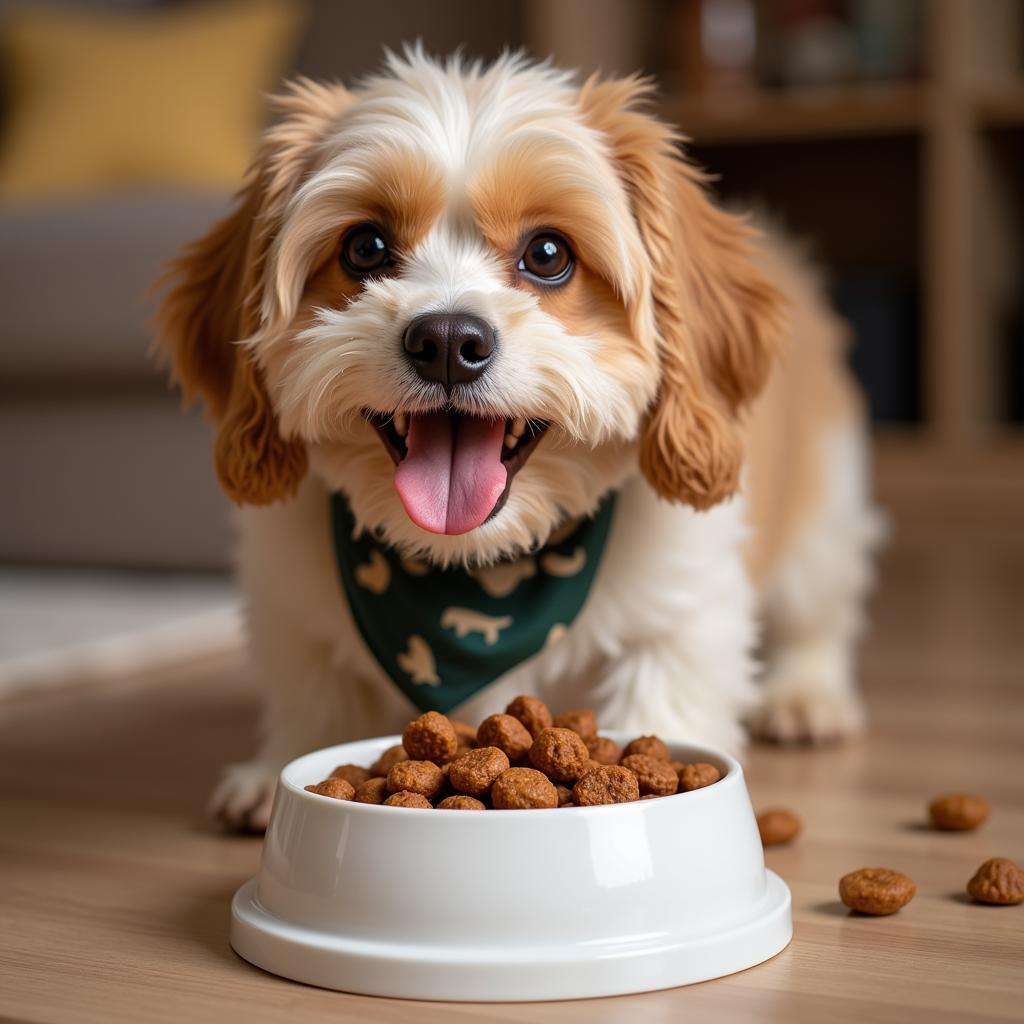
top-left (540, 546), bottom-right (586, 577)
top-left (470, 557), bottom-right (537, 597)
top-left (441, 608), bottom-right (513, 646)
top-left (397, 635), bottom-right (440, 687)
top-left (354, 549), bottom-right (391, 594)
top-left (330, 494), bottom-right (615, 714)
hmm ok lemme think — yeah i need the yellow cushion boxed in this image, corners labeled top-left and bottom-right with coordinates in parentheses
top-left (0, 0), bottom-right (302, 202)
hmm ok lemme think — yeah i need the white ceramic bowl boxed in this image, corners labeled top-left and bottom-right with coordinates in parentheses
top-left (231, 733), bottom-right (791, 1001)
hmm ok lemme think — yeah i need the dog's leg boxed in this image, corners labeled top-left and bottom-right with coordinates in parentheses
top-left (581, 492), bottom-right (761, 756)
top-left (208, 617), bottom-right (343, 832)
top-left (749, 423), bottom-right (884, 743)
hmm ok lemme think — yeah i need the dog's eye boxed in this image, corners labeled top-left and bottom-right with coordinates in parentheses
top-left (518, 231), bottom-right (574, 284)
top-left (340, 223), bottom-right (391, 277)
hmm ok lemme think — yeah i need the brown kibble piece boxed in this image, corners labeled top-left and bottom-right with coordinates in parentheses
top-left (436, 795), bottom-right (487, 810)
top-left (621, 754), bottom-right (678, 796)
top-left (477, 714), bottom-right (533, 762)
top-left (588, 736), bottom-right (622, 765)
top-left (448, 746), bottom-right (510, 797)
top-left (383, 791), bottom-right (433, 809)
top-left (329, 763), bottom-right (372, 788)
top-left (928, 793), bottom-right (990, 832)
top-left (387, 759), bottom-right (444, 798)
top-left (491, 767), bottom-right (558, 809)
top-left (839, 868), bottom-right (916, 915)
top-left (530, 727), bottom-right (590, 782)
top-left (553, 708), bottom-right (598, 745)
top-left (670, 760), bottom-right (686, 775)
top-left (505, 695), bottom-right (553, 739)
top-left (573, 765), bottom-right (640, 806)
top-left (967, 858), bottom-right (1024, 905)
top-left (370, 744), bottom-right (408, 777)
top-left (304, 777), bottom-right (355, 801)
top-left (555, 784), bottom-right (573, 807)
top-left (352, 777), bottom-right (389, 804)
top-left (756, 808), bottom-right (802, 846)
top-left (403, 711), bottom-right (459, 765)
top-left (623, 735), bottom-right (671, 762)
top-left (678, 762), bottom-right (722, 791)
top-left (451, 720), bottom-right (478, 750)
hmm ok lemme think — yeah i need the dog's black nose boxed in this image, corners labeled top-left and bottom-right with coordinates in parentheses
top-left (402, 312), bottom-right (496, 388)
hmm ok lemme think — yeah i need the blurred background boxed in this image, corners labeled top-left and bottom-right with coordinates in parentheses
top-left (0, 0), bottom-right (1021, 695)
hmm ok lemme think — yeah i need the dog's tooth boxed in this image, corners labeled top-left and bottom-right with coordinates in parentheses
top-left (504, 433), bottom-right (518, 450)
top-left (511, 418), bottom-right (526, 438)
top-left (394, 413), bottom-right (409, 436)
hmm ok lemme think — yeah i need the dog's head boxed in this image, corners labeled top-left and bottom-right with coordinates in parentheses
top-left (156, 50), bottom-right (783, 566)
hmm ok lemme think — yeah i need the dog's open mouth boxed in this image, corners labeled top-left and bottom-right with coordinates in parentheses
top-left (364, 410), bottom-right (548, 535)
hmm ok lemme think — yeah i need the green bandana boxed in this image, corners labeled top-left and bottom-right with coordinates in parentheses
top-left (330, 494), bottom-right (616, 714)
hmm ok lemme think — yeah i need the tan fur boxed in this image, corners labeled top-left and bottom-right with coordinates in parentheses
top-left (579, 77), bottom-right (786, 511)
top-left (742, 242), bottom-right (864, 583)
top-left (154, 79), bottom-right (354, 505)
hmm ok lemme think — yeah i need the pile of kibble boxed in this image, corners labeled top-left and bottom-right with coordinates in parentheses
top-left (304, 697), bottom-right (721, 809)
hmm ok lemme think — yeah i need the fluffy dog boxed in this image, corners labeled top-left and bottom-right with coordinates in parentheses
top-left (156, 49), bottom-right (880, 829)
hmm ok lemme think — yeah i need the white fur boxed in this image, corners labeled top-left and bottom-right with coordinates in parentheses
top-left (750, 423), bottom-right (885, 743)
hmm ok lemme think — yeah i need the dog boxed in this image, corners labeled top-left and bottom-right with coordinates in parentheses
top-left (156, 49), bottom-right (880, 830)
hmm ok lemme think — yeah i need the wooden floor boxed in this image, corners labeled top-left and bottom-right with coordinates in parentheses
top-left (1, 517), bottom-right (1022, 1023)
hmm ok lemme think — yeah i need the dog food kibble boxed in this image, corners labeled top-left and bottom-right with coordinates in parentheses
top-left (573, 765), bottom-right (640, 805)
top-left (304, 777), bottom-right (355, 800)
top-left (311, 697), bottom-right (726, 809)
top-left (491, 767), bottom-right (559, 809)
top-left (928, 793), bottom-right (990, 831)
top-left (588, 735), bottom-right (622, 765)
top-left (839, 868), bottom-right (916, 915)
top-left (436, 795), bottom-right (487, 810)
top-left (448, 746), bottom-right (510, 797)
top-left (352, 777), bottom-right (389, 804)
top-left (477, 713), bottom-right (534, 762)
top-left (387, 759), bottom-right (444, 799)
top-left (967, 858), bottom-right (1024, 905)
top-left (451, 719), bottom-right (479, 751)
top-left (403, 711), bottom-right (459, 765)
top-left (328, 763), bottom-right (372, 789)
top-left (621, 754), bottom-right (679, 796)
top-left (505, 695), bottom-right (553, 739)
top-left (553, 708), bottom-right (598, 745)
top-left (370, 744), bottom-right (408, 777)
top-left (384, 791), bottom-right (433, 809)
top-left (622, 735), bottom-right (671, 762)
top-left (678, 762), bottom-right (722, 791)
top-left (530, 727), bottom-right (590, 782)
top-left (756, 808), bottom-right (802, 846)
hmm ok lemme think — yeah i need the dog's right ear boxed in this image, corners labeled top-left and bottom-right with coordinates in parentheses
top-left (153, 79), bottom-right (352, 505)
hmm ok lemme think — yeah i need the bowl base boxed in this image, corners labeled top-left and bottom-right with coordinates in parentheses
top-left (230, 872), bottom-right (791, 1001)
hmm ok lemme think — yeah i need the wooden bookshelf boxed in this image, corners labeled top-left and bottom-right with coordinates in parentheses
top-left (525, 0), bottom-right (1024, 490)
top-left (662, 82), bottom-right (928, 144)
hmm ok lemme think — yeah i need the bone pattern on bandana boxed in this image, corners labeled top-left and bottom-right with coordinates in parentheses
top-left (330, 494), bottom-right (617, 713)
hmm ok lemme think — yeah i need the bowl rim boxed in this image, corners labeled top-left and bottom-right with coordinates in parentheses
top-left (281, 732), bottom-right (744, 820)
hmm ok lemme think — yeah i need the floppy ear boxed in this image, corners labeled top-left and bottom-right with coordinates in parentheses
top-left (153, 78), bottom-right (352, 505)
top-left (580, 77), bottom-right (785, 510)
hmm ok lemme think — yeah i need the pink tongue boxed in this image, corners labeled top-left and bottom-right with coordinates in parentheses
top-left (394, 413), bottom-right (508, 535)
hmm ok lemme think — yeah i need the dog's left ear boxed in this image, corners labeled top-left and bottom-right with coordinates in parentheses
top-left (154, 79), bottom-right (352, 505)
top-left (580, 77), bottom-right (785, 511)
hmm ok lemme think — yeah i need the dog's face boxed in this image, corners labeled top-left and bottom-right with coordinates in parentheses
top-left (157, 53), bottom-right (782, 566)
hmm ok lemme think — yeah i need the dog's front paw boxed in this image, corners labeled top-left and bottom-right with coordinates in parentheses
top-left (208, 760), bottom-right (279, 832)
top-left (749, 671), bottom-right (866, 745)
